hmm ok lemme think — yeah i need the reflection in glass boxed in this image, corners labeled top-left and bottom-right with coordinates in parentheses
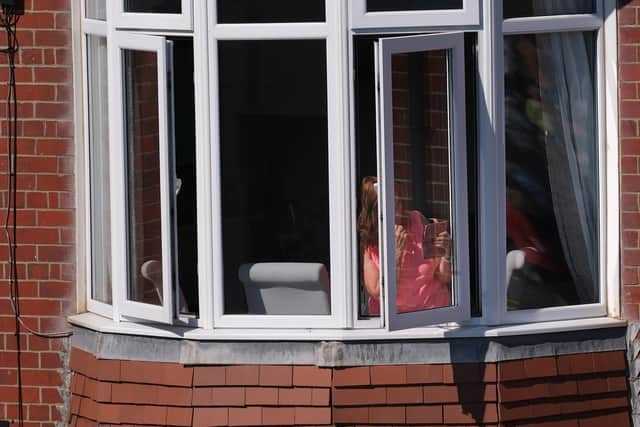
top-left (504, 32), bottom-right (598, 310)
top-left (86, 0), bottom-right (106, 20)
top-left (390, 50), bottom-right (453, 315)
top-left (217, 0), bottom-right (325, 23)
top-left (367, 0), bottom-right (462, 12)
top-left (88, 35), bottom-right (111, 304)
top-left (123, 49), bottom-right (164, 306)
top-left (358, 49), bottom-right (453, 317)
top-left (219, 40), bottom-right (331, 315)
top-left (124, 0), bottom-right (181, 14)
top-left (504, 0), bottom-right (594, 19)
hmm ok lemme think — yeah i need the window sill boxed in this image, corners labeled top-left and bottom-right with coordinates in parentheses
top-left (68, 312), bottom-right (625, 341)
top-left (68, 313), bottom-right (627, 366)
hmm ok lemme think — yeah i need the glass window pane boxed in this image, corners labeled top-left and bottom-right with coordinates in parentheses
top-left (88, 35), bottom-right (111, 304)
top-left (217, 0), bottom-right (325, 23)
top-left (464, 33), bottom-right (481, 317)
top-left (388, 49), bottom-right (453, 315)
top-left (170, 38), bottom-right (199, 315)
top-left (504, 0), bottom-right (594, 19)
top-left (124, 0), bottom-right (181, 14)
top-left (504, 32), bottom-right (598, 310)
top-left (367, 0), bottom-right (463, 12)
top-left (219, 40), bottom-right (330, 315)
top-left (123, 49), bottom-right (165, 306)
top-left (86, 0), bottom-right (106, 20)
top-left (356, 46), bottom-right (454, 317)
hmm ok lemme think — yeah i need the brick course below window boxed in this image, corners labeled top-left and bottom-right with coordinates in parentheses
top-left (68, 347), bottom-right (631, 426)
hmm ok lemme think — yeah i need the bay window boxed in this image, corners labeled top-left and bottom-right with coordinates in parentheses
top-left (77, 0), bottom-right (619, 337)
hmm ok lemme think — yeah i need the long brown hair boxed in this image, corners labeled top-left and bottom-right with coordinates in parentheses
top-left (358, 176), bottom-right (378, 248)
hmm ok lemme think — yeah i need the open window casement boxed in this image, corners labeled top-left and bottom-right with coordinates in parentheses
top-left (113, 0), bottom-right (193, 31)
top-left (109, 32), bottom-right (178, 324)
top-left (84, 28), bottom-right (113, 318)
top-left (376, 32), bottom-right (470, 331)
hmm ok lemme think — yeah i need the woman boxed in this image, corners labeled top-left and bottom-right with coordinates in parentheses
top-left (358, 176), bottom-right (452, 315)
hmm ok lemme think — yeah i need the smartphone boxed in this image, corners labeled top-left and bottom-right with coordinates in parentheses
top-left (423, 219), bottom-right (449, 258)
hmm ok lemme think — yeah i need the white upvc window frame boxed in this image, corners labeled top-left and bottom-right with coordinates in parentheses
top-left (207, 0), bottom-right (350, 329)
top-left (349, 0), bottom-right (480, 30)
top-left (112, 0), bottom-right (193, 31)
top-left (82, 12), bottom-right (112, 319)
top-left (502, 10), bottom-right (608, 324)
top-left (108, 31), bottom-right (175, 324)
top-left (76, 0), bottom-right (620, 337)
top-left (477, 0), bottom-right (617, 326)
top-left (376, 33), bottom-right (470, 330)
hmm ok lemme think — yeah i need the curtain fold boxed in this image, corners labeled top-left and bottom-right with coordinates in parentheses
top-left (536, 0), bottom-right (598, 303)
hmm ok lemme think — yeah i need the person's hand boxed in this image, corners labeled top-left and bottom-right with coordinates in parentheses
top-left (434, 231), bottom-right (452, 286)
top-left (395, 224), bottom-right (407, 266)
top-left (433, 231), bottom-right (451, 258)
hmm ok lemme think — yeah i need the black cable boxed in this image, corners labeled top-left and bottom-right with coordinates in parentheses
top-left (0, 8), bottom-right (23, 426)
top-left (0, 8), bottom-right (71, 341)
top-left (0, 5), bottom-right (72, 425)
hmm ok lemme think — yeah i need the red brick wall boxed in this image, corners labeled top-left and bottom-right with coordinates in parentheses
top-left (391, 50), bottom-right (450, 221)
top-left (392, 52), bottom-right (415, 211)
top-left (334, 352), bottom-right (629, 426)
top-left (333, 363), bottom-right (497, 425)
top-left (69, 348), bottom-right (332, 427)
top-left (618, 5), bottom-right (640, 419)
top-left (620, 1), bottom-right (640, 319)
top-left (0, 0), bottom-right (75, 425)
top-left (422, 50), bottom-right (449, 220)
top-left (68, 347), bottom-right (630, 426)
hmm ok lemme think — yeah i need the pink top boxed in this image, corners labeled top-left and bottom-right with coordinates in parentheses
top-left (366, 210), bottom-right (451, 315)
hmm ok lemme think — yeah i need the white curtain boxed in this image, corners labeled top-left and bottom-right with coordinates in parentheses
top-left (535, 0), bottom-right (598, 303)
